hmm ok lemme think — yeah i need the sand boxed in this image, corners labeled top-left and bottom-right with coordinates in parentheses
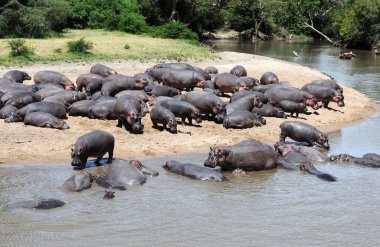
top-left (0, 51), bottom-right (377, 164)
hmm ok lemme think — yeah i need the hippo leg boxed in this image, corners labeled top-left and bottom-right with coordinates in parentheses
top-left (181, 117), bottom-right (186, 126)
top-left (322, 100), bottom-right (329, 108)
top-left (116, 119), bottom-right (122, 128)
top-left (187, 118), bottom-right (193, 125)
top-left (95, 157), bottom-right (103, 165)
top-left (107, 149), bottom-right (113, 164)
top-left (279, 132), bottom-right (286, 142)
top-left (44, 123), bottom-right (52, 128)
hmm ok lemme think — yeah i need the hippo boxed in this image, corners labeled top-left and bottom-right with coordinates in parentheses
top-left (153, 62), bottom-right (194, 71)
top-left (181, 91), bottom-right (225, 120)
top-left (114, 95), bottom-right (145, 133)
top-left (163, 160), bottom-right (226, 181)
top-left (88, 100), bottom-right (117, 120)
top-left (252, 84), bottom-right (280, 93)
top-left (90, 64), bottom-right (117, 77)
top-left (0, 81), bottom-right (33, 93)
top-left (230, 90), bottom-right (268, 104)
top-left (194, 66), bottom-right (212, 81)
top-left (68, 100), bottom-right (96, 117)
top-left (330, 154), bottom-right (380, 168)
top-left (61, 171), bottom-right (94, 192)
top-left (204, 66), bottom-right (218, 75)
top-left (146, 68), bottom-right (171, 83)
top-left (279, 100), bottom-right (308, 118)
top-left (213, 73), bottom-right (247, 93)
top-left (280, 121), bottom-right (330, 149)
top-left (252, 104), bottom-right (287, 118)
top-left (264, 86), bottom-right (319, 110)
top-left (223, 111), bottom-right (265, 129)
top-left (150, 106), bottom-right (177, 133)
top-left (71, 130), bottom-right (115, 170)
top-left (115, 90), bottom-right (152, 103)
top-left (311, 79), bottom-right (343, 93)
top-left (75, 73), bottom-right (104, 94)
top-left (4, 91), bottom-right (41, 108)
top-left (95, 159), bottom-right (158, 189)
top-left (147, 84), bottom-right (181, 97)
top-left (230, 65), bottom-right (247, 77)
top-left (159, 99), bottom-right (202, 125)
top-left (134, 72), bottom-right (155, 84)
top-left (204, 139), bottom-right (277, 171)
top-left (362, 153), bottom-right (380, 162)
top-left (275, 142), bottom-right (336, 181)
top-left (101, 74), bottom-right (147, 96)
top-left (239, 76), bottom-right (259, 89)
top-left (161, 69), bottom-right (207, 91)
top-left (226, 94), bottom-right (263, 115)
top-left (42, 95), bottom-right (68, 106)
top-left (3, 70), bottom-right (31, 83)
top-left (103, 191), bottom-right (115, 199)
top-left (260, 72), bottom-right (279, 85)
top-left (0, 104), bottom-right (17, 119)
top-left (34, 70), bottom-right (75, 90)
top-left (35, 86), bottom-right (65, 99)
top-left (5, 101), bottom-right (67, 123)
top-left (1, 89), bottom-right (33, 105)
top-left (46, 91), bottom-right (86, 106)
top-left (6, 198), bottom-right (65, 210)
top-left (301, 83), bottom-right (344, 108)
top-left (24, 112), bottom-right (69, 129)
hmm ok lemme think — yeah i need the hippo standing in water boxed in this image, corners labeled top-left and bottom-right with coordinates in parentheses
top-left (90, 64), bottom-right (117, 77)
top-left (71, 130), bottom-right (115, 170)
top-left (95, 159), bottom-right (158, 190)
top-left (163, 160), bottom-right (226, 181)
top-left (3, 70), bottom-right (31, 83)
top-left (24, 112), bottom-right (70, 129)
top-left (275, 142), bottom-right (336, 181)
top-left (280, 121), bottom-right (330, 149)
top-left (34, 70), bottom-right (75, 90)
top-left (329, 154), bottom-right (380, 168)
top-left (6, 198), bottom-right (65, 210)
top-left (204, 139), bottom-right (277, 171)
top-left (61, 171), bottom-right (94, 192)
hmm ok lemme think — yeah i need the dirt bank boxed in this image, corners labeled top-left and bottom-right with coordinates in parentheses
top-left (0, 52), bottom-right (377, 164)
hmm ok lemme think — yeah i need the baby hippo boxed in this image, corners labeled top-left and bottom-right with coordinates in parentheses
top-left (163, 160), bottom-right (226, 181)
top-left (71, 130), bottom-right (115, 170)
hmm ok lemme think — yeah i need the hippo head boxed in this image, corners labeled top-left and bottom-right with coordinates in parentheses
top-left (52, 120), bottom-right (70, 130)
top-left (141, 102), bottom-right (149, 117)
top-left (71, 145), bottom-right (86, 168)
top-left (167, 119), bottom-right (178, 133)
top-left (329, 154), bottom-right (349, 162)
top-left (233, 82), bottom-right (247, 93)
top-left (257, 114), bottom-right (266, 125)
top-left (305, 96), bottom-right (319, 110)
top-left (191, 110), bottom-right (202, 124)
top-left (215, 107), bottom-right (226, 124)
top-left (204, 147), bottom-right (228, 168)
top-left (162, 160), bottom-right (174, 170)
top-left (103, 191), bottom-right (115, 199)
top-left (86, 82), bottom-right (101, 96)
top-left (332, 92), bottom-right (345, 107)
top-left (4, 112), bottom-right (23, 123)
top-left (316, 133), bottom-right (330, 149)
top-left (64, 83), bottom-right (75, 91)
top-left (275, 109), bottom-right (287, 118)
top-left (212, 103), bottom-right (225, 116)
top-left (134, 78), bottom-right (147, 90)
top-left (252, 95), bottom-right (263, 108)
top-left (274, 142), bottom-right (294, 157)
top-left (23, 72), bottom-right (32, 81)
top-left (130, 160), bottom-right (159, 176)
top-left (11, 99), bottom-right (24, 108)
top-left (130, 115), bottom-right (144, 134)
top-left (106, 70), bottom-right (117, 77)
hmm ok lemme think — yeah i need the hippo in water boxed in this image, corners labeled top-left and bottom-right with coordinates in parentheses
top-left (163, 160), bottom-right (226, 181)
top-left (275, 142), bottom-right (336, 181)
top-left (329, 154), bottom-right (380, 168)
top-left (280, 121), bottom-right (330, 149)
top-left (95, 159), bottom-right (159, 190)
top-left (6, 198), bottom-right (65, 210)
top-left (71, 130), bottom-right (115, 170)
top-left (204, 139), bottom-right (277, 171)
top-left (61, 171), bottom-right (94, 192)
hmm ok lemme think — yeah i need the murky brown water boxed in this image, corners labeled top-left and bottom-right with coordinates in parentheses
top-left (1, 41), bottom-right (380, 246)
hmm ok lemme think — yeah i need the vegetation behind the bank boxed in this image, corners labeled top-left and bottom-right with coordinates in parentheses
top-left (1, 0), bottom-right (379, 49)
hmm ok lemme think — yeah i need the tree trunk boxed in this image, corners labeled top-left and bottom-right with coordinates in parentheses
top-left (304, 22), bottom-right (341, 46)
top-left (168, 0), bottom-right (179, 21)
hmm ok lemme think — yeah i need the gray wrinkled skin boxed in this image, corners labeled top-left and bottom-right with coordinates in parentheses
top-left (163, 160), bottom-right (226, 181)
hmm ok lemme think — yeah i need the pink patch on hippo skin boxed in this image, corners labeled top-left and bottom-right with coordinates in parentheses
top-left (233, 168), bottom-right (246, 176)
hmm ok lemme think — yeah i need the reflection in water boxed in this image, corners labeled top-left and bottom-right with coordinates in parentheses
top-left (1, 41), bottom-right (380, 246)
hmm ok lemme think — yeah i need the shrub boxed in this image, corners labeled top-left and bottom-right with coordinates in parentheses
top-left (124, 44), bottom-right (130, 49)
top-left (8, 39), bottom-right (35, 57)
top-left (118, 12), bottom-right (148, 34)
top-left (66, 38), bottom-right (93, 53)
top-left (149, 21), bottom-right (198, 40)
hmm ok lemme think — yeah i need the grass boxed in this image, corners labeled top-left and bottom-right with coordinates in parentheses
top-left (0, 29), bottom-right (215, 66)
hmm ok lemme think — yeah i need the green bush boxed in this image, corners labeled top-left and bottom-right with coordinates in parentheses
top-left (8, 39), bottom-right (35, 57)
top-left (118, 12), bottom-right (148, 34)
top-left (149, 21), bottom-right (198, 40)
top-left (124, 44), bottom-right (130, 49)
top-left (66, 38), bottom-right (93, 53)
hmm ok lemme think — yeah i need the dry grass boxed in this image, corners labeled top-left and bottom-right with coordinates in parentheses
top-left (0, 29), bottom-right (214, 66)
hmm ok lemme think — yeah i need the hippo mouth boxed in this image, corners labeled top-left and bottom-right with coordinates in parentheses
top-left (337, 101), bottom-right (345, 107)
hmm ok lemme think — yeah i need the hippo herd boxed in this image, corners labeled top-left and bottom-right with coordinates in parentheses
top-left (1, 62), bottom-right (377, 210)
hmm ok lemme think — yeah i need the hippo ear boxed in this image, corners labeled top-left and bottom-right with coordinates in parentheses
top-left (218, 148), bottom-right (225, 155)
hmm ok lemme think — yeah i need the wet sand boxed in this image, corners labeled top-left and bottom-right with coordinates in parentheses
top-left (0, 51), bottom-right (377, 164)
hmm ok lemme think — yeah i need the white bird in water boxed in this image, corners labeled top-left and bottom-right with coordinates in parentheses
top-left (293, 51), bottom-right (299, 57)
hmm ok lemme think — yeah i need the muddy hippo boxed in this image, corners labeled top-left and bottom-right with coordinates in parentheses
top-left (0, 104), bottom-right (17, 119)
top-left (95, 159), bottom-right (158, 189)
top-left (275, 142), bottom-right (336, 181)
top-left (301, 83), bottom-right (344, 108)
top-left (90, 63), bottom-right (117, 77)
top-left (161, 70), bottom-right (207, 91)
top-left (68, 100), bottom-right (96, 117)
top-left (6, 198), bottom-right (65, 210)
top-left (182, 91), bottom-right (225, 119)
top-left (311, 79), bottom-right (343, 93)
top-left (3, 70), bottom-right (31, 83)
top-left (160, 100), bottom-right (202, 125)
top-left (76, 73), bottom-right (104, 94)
top-left (226, 94), bottom-right (263, 115)
top-left (71, 130), bottom-right (115, 170)
top-left (61, 171), bottom-right (94, 192)
top-left (223, 111), bottom-right (265, 129)
top-left (280, 121), bottom-right (330, 149)
top-left (150, 106), bottom-right (177, 133)
top-left (163, 160), bottom-right (226, 181)
top-left (205, 66), bottom-right (218, 75)
top-left (214, 73), bottom-right (247, 93)
top-left (204, 139), bottom-right (277, 171)
top-left (252, 104), bottom-right (287, 118)
top-left (264, 86), bottom-right (319, 110)
top-left (279, 100), bottom-right (308, 118)
top-left (153, 62), bottom-right (194, 71)
top-left (329, 154), bottom-right (380, 168)
top-left (34, 70), bottom-right (75, 90)
top-left (24, 112), bottom-right (69, 129)
top-left (114, 95), bottom-right (145, 133)
top-left (260, 72), bottom-right (279, 85)
top-left (101, 75), bottom-right (147, 96)
top-left (5, 101), bottom-right (67, 122)
top-left (230, 65), bottom-right (247, 77)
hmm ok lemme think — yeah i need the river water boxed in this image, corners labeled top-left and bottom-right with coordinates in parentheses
top-left (1, 40), bottom-right (380, 246)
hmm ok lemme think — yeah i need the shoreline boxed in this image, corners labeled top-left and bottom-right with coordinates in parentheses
top-left (0, 51), bottom-right (377, 164)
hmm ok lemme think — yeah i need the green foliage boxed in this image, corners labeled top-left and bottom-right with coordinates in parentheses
top-left (148, 21), bottom-right (198, 40)
top-left (124, 44), bottom-right (130, 49)
top-left (8, 39), bottom-right (35, 57)
top-left (118, 12), bottom-right (148, 34)
top-left (66, 37), bottom-right (93, 53)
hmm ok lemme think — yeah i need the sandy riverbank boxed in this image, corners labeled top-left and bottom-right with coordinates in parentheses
top-left (0, 51), bottom-right (377, 164)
